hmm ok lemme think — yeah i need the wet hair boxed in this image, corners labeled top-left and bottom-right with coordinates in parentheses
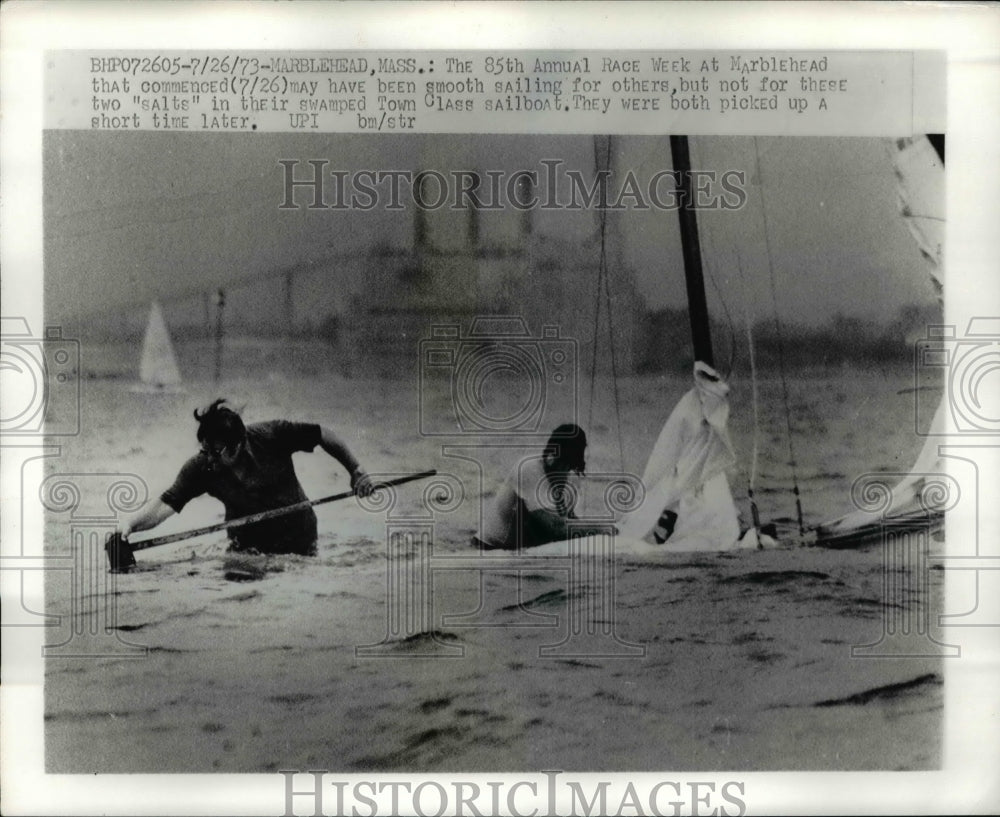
top-left (194, 398), bottom-right (246, 452)
top-left (543, 423), bottom-right (587, 472)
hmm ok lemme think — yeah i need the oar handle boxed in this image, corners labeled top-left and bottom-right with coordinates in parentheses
top-left (127, 469), bottom-right (437, 552)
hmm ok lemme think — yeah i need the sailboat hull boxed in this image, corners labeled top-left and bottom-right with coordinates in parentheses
top-left (815, 512), bottom-right (944, 549)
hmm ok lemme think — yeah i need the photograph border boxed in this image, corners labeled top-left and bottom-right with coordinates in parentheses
top-left (2, 2), bottom-right (999, 815)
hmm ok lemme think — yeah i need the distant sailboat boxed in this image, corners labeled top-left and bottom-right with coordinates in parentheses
top-left (131, 301), bottom-right (185, 393)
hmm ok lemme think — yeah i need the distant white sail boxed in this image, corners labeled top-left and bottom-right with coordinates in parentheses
top-left (138, 301), bottom-right (184, 389)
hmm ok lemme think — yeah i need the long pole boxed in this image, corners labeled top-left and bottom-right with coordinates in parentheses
top-left (125, 470), bottom-right (437, 552)
top-left (669, 135), bottom-right (715, 369)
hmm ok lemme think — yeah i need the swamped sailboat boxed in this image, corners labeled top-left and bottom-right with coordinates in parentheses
top-left (580, 133), bottom-right (947, 553)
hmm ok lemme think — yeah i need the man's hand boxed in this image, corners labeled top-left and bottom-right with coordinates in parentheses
top-left (576, 524), bottom-right (619, 537)
top-left (105, 530), bottom-right (137, 572)
top-left (351, 467), bottom-right (375, 498)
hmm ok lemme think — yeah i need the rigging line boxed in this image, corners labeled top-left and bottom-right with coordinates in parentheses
top-left (734, 250), bottom-right (759, 487)
top-left (587, 136), bottom-right (626, 472)
top-left (736, 250), bottom-right (762, 532)
top-left (700, 225), bottom-right (739, 379)
top-left (752, 137), bottom-right (805, 536)
top-left (586, 137), bottom-right (606, 439)
top-left (600, 136), bottom-right (626, 473)
top-left (602, 233), bottom-right (626, 475)
top-left (587, 262), bottom-right (603, 436)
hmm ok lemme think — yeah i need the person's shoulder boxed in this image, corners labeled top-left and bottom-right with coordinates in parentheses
top-left (246, 419), bottom-right (277, 432)
top-left (248, 419), bottom-right (321, 448)
top-left (246, 419), bottom-right (297, 435)
top-left (181, 448), bottom-right (207, 467)
top-left (508, 455), bottom-right (545, 492)
top-left (517, 455), bottom-right (546, 478)
top-left (175, 450), bottom-right (209, 479)
top-left (239, 420), bottom-right (284, 447)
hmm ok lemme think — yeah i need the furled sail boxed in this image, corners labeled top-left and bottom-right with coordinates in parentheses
top-left (530, 360), bottom-right (754, 558)
top-left (618, 361), bottom-right (744, 550)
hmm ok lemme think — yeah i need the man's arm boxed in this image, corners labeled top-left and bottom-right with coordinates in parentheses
top-left (523, 506), bottom-right (573, 543)
top-left (524, 506), bottom-right (617, 546)
top-left (317, 425), bottom-right (374, 497)
top-left (121, 498), bottom-right (176, 541)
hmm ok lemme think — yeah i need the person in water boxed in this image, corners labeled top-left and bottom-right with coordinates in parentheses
top-left (472, 423), bottom-right (612, 549)
top-left (121, 399), bottom-right (375, 555)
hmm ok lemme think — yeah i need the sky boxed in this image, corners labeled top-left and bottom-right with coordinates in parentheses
top-left (43, 132), bottom-right (940, 330)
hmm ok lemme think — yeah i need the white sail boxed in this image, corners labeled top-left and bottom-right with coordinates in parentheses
top-left (892, 136), bottom-right (944, 289)
top-left (816, 135), bottom-right (946, 545)
top-left (136, 301), bottom-right (184, 391)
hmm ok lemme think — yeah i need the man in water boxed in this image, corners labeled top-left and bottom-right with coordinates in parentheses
top-left (121, 399), bottom-right (375, 555)
top-left (472, 423), bottom-right (612, 550)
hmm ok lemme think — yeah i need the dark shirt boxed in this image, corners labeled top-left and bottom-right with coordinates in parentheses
top-left (162, 420), bottom-right (322, 554)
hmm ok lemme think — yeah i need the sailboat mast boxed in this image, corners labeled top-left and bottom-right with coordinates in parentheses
top-left (669, 135), bottom-right (715, 368)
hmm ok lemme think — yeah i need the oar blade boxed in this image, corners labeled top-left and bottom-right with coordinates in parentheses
top-left (105, 531), bottom-right (137, 573)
